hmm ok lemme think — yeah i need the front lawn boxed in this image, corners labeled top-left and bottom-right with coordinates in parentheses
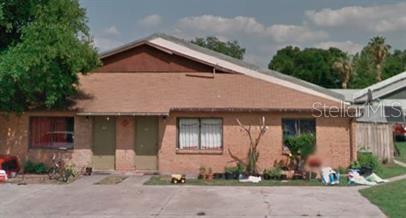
top-left (145, 176), bottom-right (349, 186)
top-left (395, 142), bottom-right (406, 163)
top-left (378, 163), bottom-right (406, 179)
top-left (360, 179), bottom-right (406, 218)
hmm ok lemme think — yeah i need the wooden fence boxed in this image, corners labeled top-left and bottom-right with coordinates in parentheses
top-left (355, 122), bottom-right (394, 162)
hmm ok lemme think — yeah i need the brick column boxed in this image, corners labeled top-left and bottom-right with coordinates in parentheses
top-left (115, 116), bottom-right (135, 171)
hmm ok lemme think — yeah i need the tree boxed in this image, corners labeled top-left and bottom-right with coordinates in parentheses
top-left (383, 49), bottom-right (406, 79)
top-left (332, 55), bottom-right (353, 89)
top-left (269, 46), bottom-right (346, 88)
top-left (0, 0), bottom-right (100, 112)
top-left (228, 117), bottom-right (268, 175)
top-left (366, 36), bottom-right (391, 81)
top-left (285, 133), bottom-right (316, 173)
top-left (349, 49), bottom-right (376, 88)
top-left (191, 36), bottom-right (246, 60)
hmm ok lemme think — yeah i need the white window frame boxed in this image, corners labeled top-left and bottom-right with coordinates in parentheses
top-left (177, 118), bottom-right (223, 150)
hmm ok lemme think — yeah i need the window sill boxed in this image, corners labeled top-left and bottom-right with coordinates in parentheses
top-left (176, 149), bottom-right (223, 155)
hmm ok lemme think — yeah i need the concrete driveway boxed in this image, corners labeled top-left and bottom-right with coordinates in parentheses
top-left (0, 176), bottom-right (385, 218)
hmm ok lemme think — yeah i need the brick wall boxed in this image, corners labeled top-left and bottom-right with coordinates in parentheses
top-left (158, 112), bottom-right (353, 175)
top-left (0, 112), bottom-right (93, 170)
top-left (115, 116), bottom-right (135, 171)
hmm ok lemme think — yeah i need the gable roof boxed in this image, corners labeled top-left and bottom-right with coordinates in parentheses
top-left (100, 33), bottom-right (345, 103)
top-left (353, 71), bottom-right (406, 102)
top-left (330, 89), bottom-right (360, 102)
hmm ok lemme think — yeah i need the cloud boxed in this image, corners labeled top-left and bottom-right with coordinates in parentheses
top-left (93, 37), bottom-right (122, 51)
top-left (267, 25), bottom-right (327, 43)
top-left (102, 26), bottom-right (120, 36)
top-left (138, 14), bottom-right (162, 27)
top-left (314, 41), bottom-right (363, 54)
top-left (176, 15), bottom-right (327, 43)
top-left (305, 2), bottom-right (406, 33)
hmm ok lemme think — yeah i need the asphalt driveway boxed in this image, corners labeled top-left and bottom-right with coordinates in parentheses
top-left (0, 176), bottom-right (385, 218)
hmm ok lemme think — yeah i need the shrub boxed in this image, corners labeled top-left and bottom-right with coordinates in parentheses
top-left (285, 133), bottom-right (316, 171)
top-left (356, 152), bottom-right (382, 172)
top-left (337, 166), bottom-right (347, 174)
top-left (264, 166), bottom-right (282, 179)
top-left (224, 163), bottom-right (244, 174)
top-left (24, 161), bottom-right (48, 174)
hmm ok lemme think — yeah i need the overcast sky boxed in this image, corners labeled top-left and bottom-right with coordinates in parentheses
top-left (80, 0), bottom-right (406, 68)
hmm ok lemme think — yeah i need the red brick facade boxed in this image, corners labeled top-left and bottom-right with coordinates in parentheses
top-left (0, 111), bottom-right (353, 174)
top-left (0, 38), bottom-right (355, 174)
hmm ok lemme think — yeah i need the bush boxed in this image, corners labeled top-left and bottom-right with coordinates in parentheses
top-left (285, 133), bottom-right (316, 171)
top-left (336, 166), bottom-right (347, 174)
top-left (224, 162), bottom-right (244, 174)
top-left (24, 160), bottom-right (48, 174)
top-left (264, 166), bottom-right (282, 179)
top-left (285, 133), bottom-right (316, 158)
top-left (356, 152), bottom-right (382, 172)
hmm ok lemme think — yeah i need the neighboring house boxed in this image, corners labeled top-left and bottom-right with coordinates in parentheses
top-left (0, 34), bottom-right (355, 174)
top-left (332, 71), bottom-right (406, 161)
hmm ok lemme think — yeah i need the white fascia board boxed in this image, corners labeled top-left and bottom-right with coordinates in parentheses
top-left (149, 37), bottom-right (344, 104)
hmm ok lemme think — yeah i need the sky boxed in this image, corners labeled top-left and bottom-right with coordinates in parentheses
top-left (80, 0), bottom-right (406, 68)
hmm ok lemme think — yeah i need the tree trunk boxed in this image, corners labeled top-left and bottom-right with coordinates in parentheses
top-left (376, 63), bottom-right (382, 81)
top-left (341, 81), bottom-right (347, 89)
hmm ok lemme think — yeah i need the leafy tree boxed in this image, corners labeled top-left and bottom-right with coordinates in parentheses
top-left (383, 49), bottom-right (406, 79)
top-left (350, 49), bottom-right (376, 88)
top-left (285, 133), bottom-right (316, 172)
top-left (269, 46), bottom-right (346, 88)
top-left (332, 55), bottom-right (354, 89)
top-left (191, 36), bottom-right (246, 60)
top-left (0, 0), bottom-right (100, 112)
top-left (366, 36), bottom-right (391, 81)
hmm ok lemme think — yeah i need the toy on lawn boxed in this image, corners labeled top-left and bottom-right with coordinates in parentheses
top-left (171, 174), bottom-right (186, 184)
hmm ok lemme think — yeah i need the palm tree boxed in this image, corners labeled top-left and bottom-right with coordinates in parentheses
top-left (333, 56), bottom-right (353, 89)
top-left (366, 36), bottom-right (391, 81)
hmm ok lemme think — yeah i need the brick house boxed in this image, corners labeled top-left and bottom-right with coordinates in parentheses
top-left (0, 34), bottom-right (356, 174)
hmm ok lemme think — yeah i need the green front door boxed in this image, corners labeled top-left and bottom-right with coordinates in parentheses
top-left (135, 117), bottom-right (158, 170)
top-left (93, 117), bottom-right (116, 170)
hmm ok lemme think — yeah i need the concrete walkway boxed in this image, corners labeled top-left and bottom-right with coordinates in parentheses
top-left (394, 159), bottom-right (406, 167)
top-left (0, 175), bottom-right (386, 218)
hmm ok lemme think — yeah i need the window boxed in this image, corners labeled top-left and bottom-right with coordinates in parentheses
top-left (282, 119), bottom-right (315, 151)
top-left (30, 117), bottom-right (74, 149)
top-left (178, 118), bottom-right (222, 150)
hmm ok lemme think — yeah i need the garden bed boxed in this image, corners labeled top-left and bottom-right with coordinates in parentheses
top-left (5, 174), bottom-right (78, 185)
top-left (144, 175), bottom-right (350, 186)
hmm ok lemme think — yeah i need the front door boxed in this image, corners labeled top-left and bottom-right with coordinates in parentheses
top-left (93, 117), bottom-right (116, 170)
top-left (135, 117), bottom-right (158, 170)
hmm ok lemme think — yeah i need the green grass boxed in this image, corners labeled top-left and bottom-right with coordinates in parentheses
top-left (377, 163), bottom-right (406, 179)
top-left (144, 176), bottom-right (350, 186)
top-left (395, 142), bottom-right (406, 163)
top-left (94, 175), bottom-right (128, 185)
top-left (360, 179), bottom-right (406, 218)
